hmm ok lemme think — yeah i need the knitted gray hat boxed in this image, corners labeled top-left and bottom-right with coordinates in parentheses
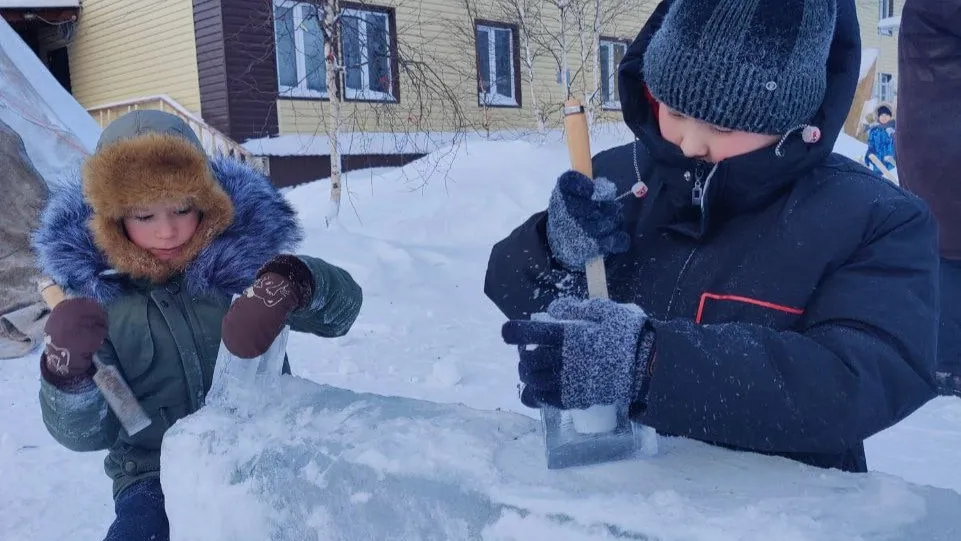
top-left (643, 0), bottom-right (837, 135)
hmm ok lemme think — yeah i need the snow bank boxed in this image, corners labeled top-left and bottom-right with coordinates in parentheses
top-left (162, 378), bottom-right (961, 541)
top-left (243, 130), bottom-right (462, 157)
top-left (866, 397), bottom-right (961, 496)
top-left (834, 132), bottom-right (868, 163)
top-left (860, 48), bottom-right (879, 83)
top-left (242, 123), bottom-right (635, 157)
top-left (0, 17), bottom-right (98, 184)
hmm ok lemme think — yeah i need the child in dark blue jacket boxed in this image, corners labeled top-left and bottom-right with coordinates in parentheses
top-left (486, 0), bottom-right (940, 472)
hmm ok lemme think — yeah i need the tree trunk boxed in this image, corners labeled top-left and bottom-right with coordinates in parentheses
top-left (576, 14), bottom-right (590, 125)
top-left (560, 5), bottom-right (570, 98)
top-left (517, 3), bottom-right (545, 132)
top-left (324, 0), bottom-right (343, 227)
top-left (589, 0), bottom-right (602, 129)
top-left (573, 1), bottom-right (598, 129)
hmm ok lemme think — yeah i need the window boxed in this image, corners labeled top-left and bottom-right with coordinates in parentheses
top-left (272, 1), bottom-right (397, 102)
top-left (879, 0), bottom-right (894, 18)
top-left (599, 38), bottom-right (627, 109)
top-left (878, 0), bottom-right (895, 35)
top-left (877, 72), bottom-right (894, 102)
top-left (273, 0), bottom-right (327, 98)
top-left (341, 7), bottom-right (395, 101)
top-left (475, 22), bottom-right (519, 107)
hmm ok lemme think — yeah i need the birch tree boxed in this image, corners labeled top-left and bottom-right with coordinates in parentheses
top-left (320, 0), bottom-right (344, 226)
top-left (493, 0), bottom-right (550, 131)
top-left (526, 0), bottom-right (576, 103)
top-left (574, 0), bottom-right (645, 126)
top-left (264, 0), bottom-right (471, 224)
top-left (527, 0), bottom-right (644, 129)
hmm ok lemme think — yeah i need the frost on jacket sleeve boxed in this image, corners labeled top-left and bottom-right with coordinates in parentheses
top-left (286, 255), bottom-right (363, 337)
top-left (484, 211), bottom-right (588, 320)
top-left (38, 340), bottom-right (120, 453)
top-left (640, 200), bottom-right (939, 456)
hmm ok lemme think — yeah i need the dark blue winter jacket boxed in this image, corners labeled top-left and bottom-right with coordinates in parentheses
top-left (485, 0), bottom-right (939, 473)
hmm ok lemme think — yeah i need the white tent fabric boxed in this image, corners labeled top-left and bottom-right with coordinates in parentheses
top-left (0, 16), bottom-right (99, 358)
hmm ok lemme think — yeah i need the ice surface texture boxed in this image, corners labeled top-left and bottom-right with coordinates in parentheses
top-left (162, 376), bottom-right (961, 541)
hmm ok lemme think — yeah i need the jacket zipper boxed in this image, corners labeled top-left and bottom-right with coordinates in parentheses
top-left (169, 288), bottom-right (208, 409)
top-left (667, 167), bottom-right (703, 317)
top-left (690, 168), bottom-right (703, 207)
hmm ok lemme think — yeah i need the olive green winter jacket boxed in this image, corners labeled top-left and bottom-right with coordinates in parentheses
top-left (32, 110), bottom-right (362, 498)
top-left (39, 263), bottom-right (360, 497)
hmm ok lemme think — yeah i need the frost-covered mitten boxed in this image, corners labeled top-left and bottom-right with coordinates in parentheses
top-left (221, 255), bottom-right (315, 359)
top-left (546, 171), bottom-right (630, 271)
top-left (502, 297), bottom-right (656, 409)
top-left (41, 298), bottom-right (108, 391)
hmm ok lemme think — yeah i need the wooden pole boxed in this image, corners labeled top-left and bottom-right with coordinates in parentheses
top-left (563, 98), bottom-right (609, 300)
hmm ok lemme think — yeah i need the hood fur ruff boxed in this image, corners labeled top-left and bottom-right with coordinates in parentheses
top-left (32, 153), bottom-right (303, 305)
top-left (84, 133), bottom-right (235, 284)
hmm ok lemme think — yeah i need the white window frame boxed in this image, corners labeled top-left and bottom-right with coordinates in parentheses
top-left (878, 0), bottom-right (895, 19)
top-left (599, 39), bottom-right (627, 109)
top-left (877, 72), bottom-right (894, 102)
top-left (476, 24), bottom-right (518, 107)
top-left (273, 0), bottom-right (327, 99)
top-left (878, 0), bottom-right (895, 36)
top-left (341, 7), bottom-right (396, 102)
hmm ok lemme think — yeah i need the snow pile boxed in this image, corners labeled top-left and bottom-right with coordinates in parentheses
top-left (0, 17), bottom-right (98, 184)
top-left (866, 397), bottom-right (961, 494)
top-left (243, 130), bottom-right (462, 157)
top-left (243, 123), bottom-right (635, 157)
top-left (162, 379), bottom-right (961, 541)
top-left (834, 132), bottom-right (868, 163)
top-left (859, 48), bottom-right (879, 83)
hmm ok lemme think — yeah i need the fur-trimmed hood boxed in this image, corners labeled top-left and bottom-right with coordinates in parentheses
top-left (83, 131), bottom-right (236, 284)
top-left (32, 156), bottom-right (303, 305)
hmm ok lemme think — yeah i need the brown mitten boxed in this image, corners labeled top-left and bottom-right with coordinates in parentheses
top-left (41, 298), bottom-right (108, 391)
top-left (221, 255), bottom-right (315, 359)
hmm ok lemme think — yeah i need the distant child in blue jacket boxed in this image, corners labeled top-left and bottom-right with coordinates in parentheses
top-left (865, 104), bottom-right (897, 173)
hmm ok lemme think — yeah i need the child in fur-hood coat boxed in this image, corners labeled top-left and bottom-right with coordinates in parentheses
top-left (32, 110), bottom-right (362, 541)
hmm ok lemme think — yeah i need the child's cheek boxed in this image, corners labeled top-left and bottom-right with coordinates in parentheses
top-left (657, 109), bottom-right (680, 146)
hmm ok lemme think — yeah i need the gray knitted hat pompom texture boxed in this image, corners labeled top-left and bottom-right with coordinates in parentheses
top-left (643, 0), bottom-right (837, 135)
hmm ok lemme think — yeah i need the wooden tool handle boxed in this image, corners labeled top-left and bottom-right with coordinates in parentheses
top-left (39, 279), bottom-right (67, 309)
top-left (563, 99), bottom-right (609, 300)
top-left (564, 99), bottom-right (593, 179)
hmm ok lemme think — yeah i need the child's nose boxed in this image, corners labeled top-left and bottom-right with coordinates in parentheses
top-left (678, 132), bottom-right (709, 159)
top-left (156, 218), bottom-right (177, 239)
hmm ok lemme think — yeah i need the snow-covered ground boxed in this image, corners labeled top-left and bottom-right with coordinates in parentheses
top-left (0, 128), bottom-right (955, 539)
